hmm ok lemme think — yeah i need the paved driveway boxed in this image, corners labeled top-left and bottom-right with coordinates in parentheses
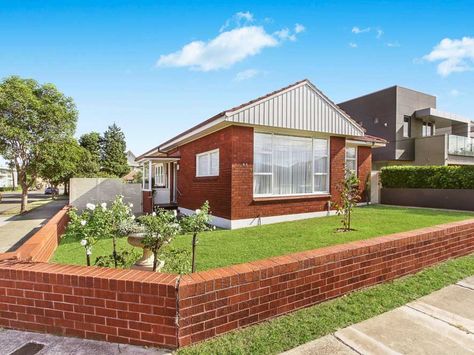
top-left (284, 276), bottom-right (474, 354)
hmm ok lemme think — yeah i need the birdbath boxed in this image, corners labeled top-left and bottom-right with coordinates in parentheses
top-left (127, 233), bottom-right (164, 272)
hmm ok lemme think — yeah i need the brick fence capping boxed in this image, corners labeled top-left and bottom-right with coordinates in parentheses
top-left (0, 205), bottom-right (474, 349)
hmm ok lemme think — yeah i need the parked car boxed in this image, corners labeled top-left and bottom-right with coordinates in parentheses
top-left (44, 186), bottom-right (59, 195)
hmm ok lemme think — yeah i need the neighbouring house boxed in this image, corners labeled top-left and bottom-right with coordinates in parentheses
top-left (0, 157), bottom-right (17, 189)
top-left (137, 79), bottom-right (386, 229)
top-left (338, 86), bottom-right (474, 170)
top-left (123, 150), bottom-right (141, 182)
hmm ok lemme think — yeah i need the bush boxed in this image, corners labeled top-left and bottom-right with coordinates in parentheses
top-left (380, 166), bottom-right (474, 189)
top-left (95, 248), bottom-right (140, 268)
top-left (161, 248), bottom-right (192, 275)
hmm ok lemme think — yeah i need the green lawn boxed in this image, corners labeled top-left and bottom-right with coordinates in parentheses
top-left (178, 253), bottom-right (474, 354)
top-left (51, 205), bottom-right (474, 271)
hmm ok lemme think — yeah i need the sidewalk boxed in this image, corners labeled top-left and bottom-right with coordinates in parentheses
top-left (0, 199), bottom-right (67, 253)
top-left (284, 276), bottom-right (474, 354)
top-left (0, 329), bottom-right (170, 355)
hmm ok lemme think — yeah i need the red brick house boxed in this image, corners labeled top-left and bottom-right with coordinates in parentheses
top-left (137, 79), bottom-right (386, 229)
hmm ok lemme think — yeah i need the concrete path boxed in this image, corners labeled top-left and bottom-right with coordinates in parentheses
top-left (283, 276), bottom-right (474, 355)
top-left (0, 329), bottom-right (170, 355)
top-left (0, 199), bottom-right (67, 253)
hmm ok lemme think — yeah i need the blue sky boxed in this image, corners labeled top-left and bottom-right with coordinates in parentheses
top-left (1, 0), bottom-right (473, 154)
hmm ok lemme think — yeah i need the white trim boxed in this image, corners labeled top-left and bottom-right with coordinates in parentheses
top-left (178, 207), bottom-right (336, 230)
top-left (160, 116), bottom-right (226, 150)
top-left (345, 139), bottom-right (385, 148)
top-left (196, 149), bottom-right (220, 177)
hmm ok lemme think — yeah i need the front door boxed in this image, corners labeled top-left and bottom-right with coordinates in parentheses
top-left (153, 163), bottom-right (170, 205)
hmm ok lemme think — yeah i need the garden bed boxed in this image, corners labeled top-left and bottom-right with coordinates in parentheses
top-left (51, 205), bottom-right (474, 272)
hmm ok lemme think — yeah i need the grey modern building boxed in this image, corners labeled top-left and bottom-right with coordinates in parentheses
top-left (339, 86), bottom-right (474, 169)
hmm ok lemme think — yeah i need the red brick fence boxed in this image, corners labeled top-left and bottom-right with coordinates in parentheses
top-left (1, 208), bottom-right (474, 349)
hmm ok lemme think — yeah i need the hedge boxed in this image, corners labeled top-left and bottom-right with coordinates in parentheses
top-left (380, 166), bottom-right (474, 189)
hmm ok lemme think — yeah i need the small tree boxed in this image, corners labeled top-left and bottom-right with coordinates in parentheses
top-left (181, 201), bottom-right (212, 273)
top-left (109, 196), bottom-right (135, 268)
top-left (334, 171), bottom-right (361, 232)
top-left (139, 209), bottom-right (180, 272)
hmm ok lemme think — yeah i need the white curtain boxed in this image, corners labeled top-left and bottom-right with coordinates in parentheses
top-left (254, 133), bottom-right (329, 196)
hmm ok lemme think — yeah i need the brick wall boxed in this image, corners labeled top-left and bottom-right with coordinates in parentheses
top-left (1, 218), bottom-right (474, 349)
top-left (176, 126), bottom-right (375, 222)
top-left (177, 219), bottom-right (474, 346)
top-left (357, 146), bottom-right (372, 202)
top-left (230, 131), bottom-right (347, 220)
top-left (176, 127), bottom-right (233, 219)
top-left (0, 262), bottom-right (179, 348)
top-left (0, 206), bottom-right (69, 263)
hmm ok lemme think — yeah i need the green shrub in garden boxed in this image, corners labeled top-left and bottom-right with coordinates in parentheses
top-left (380, 165), bottom-right (474, 189)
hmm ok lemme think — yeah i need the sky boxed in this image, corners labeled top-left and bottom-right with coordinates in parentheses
top-left (1, 0), bottom-right (473, 155)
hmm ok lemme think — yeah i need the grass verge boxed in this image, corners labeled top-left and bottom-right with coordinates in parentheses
top-left (178, 253), bottom-right (474, 355)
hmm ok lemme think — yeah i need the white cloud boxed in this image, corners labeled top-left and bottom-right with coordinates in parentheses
top-left (234, 69), bottom-right (259, 81)
top-left (220, 11), bottom-right (254, 32)
top-left (387, 41), bottom-right (401, 47)
top-left (423, 37), bottom-right (474, 76)
top-left (295, 23), bottom-right (305, 34)
top-left (352, 26), bottom-right (370, 34)
top-left (157, 26), bottom-right (278, 71)
top-left (376, 29), bottom-right (384, 39)
top-left (349, 42), bottom-right (358, 48)
top-left (449, 89), bottom-right (462, 97)
top-left (274, 28), bottom-right (296, 41)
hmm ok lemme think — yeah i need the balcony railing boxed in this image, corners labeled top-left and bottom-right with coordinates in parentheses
top-left (448, 135), bottom-right (474, 157)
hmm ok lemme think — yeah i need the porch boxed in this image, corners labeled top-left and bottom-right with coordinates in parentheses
top-left (138, 155), bottom-right (180, 212)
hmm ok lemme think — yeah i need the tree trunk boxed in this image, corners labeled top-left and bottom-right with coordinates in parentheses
top-left (20, 184), bottom-right (28, 213)
top-left (11, 169), bottom-right (16, 190)
top-left (152, 250), bottom-right (158, 272)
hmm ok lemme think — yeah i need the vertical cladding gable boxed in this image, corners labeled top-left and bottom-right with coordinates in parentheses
top-left (176, 127), bottom-right (233, 219)
top-left (226, 84), bottom-right (363, 136)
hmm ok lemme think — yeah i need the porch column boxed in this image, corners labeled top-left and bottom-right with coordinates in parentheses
top-left (148, 160), bottom-right (152, 190)
top-left (142, 164), bottom-right (145, 190)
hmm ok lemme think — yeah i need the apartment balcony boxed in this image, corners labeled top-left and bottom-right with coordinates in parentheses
top-left (414, 134), bottom-right (474, 166)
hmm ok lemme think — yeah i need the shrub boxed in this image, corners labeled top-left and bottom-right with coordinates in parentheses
top-left (95, 248), bottom-right (140, 268)
top-left (161, 248), bottom-right (192, 275)
top-left (380, 166), bottom-right (474, 189)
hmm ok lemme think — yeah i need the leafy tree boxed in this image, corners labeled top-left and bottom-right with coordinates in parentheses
top-left (101, 124), bottom-right (130, 177)
top-left (38, 138), bottom-right (98, 195)
top-left (334, 171), bottom-right (361, 232)
top-left (79, 131), bottom-right (101, 174)
top-left (0, 76), bottom-right (77, 212)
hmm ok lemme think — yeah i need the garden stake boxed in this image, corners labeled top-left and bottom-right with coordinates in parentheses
top-left (191, 232), bottom-right (197, 273)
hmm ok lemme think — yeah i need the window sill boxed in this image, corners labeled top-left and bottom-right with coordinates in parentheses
top-left (253, 194), bottom-right (331, 202)
top-left (194, 176), bottom-right (219, 181)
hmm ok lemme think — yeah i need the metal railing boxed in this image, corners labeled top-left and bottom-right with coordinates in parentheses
top-left (448, 135), bottom-right (474, 157)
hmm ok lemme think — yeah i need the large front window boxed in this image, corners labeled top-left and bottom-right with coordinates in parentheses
top-left (253, 133), bottom-right (329, 196)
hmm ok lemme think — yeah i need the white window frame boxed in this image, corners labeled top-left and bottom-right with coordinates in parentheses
top-left (253, 133), bottom-right (330, 197)
top-left (196, 149), bottom-right (219, 177)
top-left (154, 163), bottom-right (166, 187)
top-left (345, 145), bottom-right (358, 177)
top-left (403, 116), bottom-right (411, 138)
